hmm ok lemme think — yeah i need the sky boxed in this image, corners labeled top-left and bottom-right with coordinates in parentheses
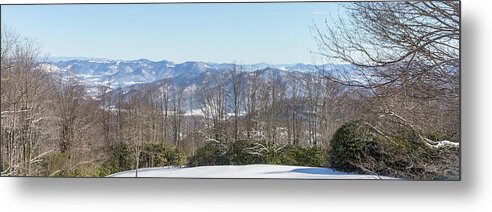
top-left (1, 3), bottom-right (345, 64)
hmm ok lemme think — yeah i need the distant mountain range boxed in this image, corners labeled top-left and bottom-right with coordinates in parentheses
top-left (37, 58), bottom-right (359, 103)
top-left (39, 58), bottom-right (336, 88)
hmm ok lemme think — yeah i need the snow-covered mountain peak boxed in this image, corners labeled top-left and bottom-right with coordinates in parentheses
top-left (39, 58), bottom-right (335, 91)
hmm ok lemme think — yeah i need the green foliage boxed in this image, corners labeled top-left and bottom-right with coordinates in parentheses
top-left (139, 143), bottom-right (187, 167)
top-left (290, 146), bottom-right (327, 167)
top-left (40, 151), bottom-right (112, 177)
top-left (64, 163), bottom-right (110, 177)
top-left (328, 121), bottom-right (460, 180)
top-left (424, 131), bottom-right (457, 143)
top-left (104, 142), bottom-right (133, 174)
top-left (265, 145), bottom-right (326, 167)
top-left (93, 164), bottom-right (114, 177)
top-left (41, 151), bottom-right (70, 177)
top-left (97, 142), bottom-right (187, 176)
top-left (166, 149), bottom-right (187, 167)
top-left (329, 121), bottom-right (384, 173)
top-left (188, 140), bottom-right (326, 167)
top-left (228, 140), bottom-right (265, 165)
top-left (39, 142), bottom-right (187, 177)
top-left (188, 142), bottom-right (229, 166)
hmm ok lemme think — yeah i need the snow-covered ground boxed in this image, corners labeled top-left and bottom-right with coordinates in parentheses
top-left (107, 164), bottom-right (395, 179)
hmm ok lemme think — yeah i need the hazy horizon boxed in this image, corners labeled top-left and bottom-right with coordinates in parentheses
top-left (2, 3), bottom-right (345, 64)
top-left (44, 55), bottom-right (349, 65)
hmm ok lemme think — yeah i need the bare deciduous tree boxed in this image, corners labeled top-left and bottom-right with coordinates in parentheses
top-left (312, 1), bottom-right (460, 147)
top-left (226, 63), bottom-right (245, 142)
top-left (1, 28), bottom-right (57, 176)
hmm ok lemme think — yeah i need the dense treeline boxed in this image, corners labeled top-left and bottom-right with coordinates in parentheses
top-left (1, 2), bottom-right (459, 179)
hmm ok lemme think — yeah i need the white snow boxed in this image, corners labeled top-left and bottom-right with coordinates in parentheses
top-left (277, 66), bottom-right (288, 71)
top-left (38, 64), bottom-right (63, 73)
top-left (431, 140), bottom-right (460, 148)
top-left (107, 164), bottom-right (395, 179)
top-left (88, 59), bottom-right (111, 63)
top-left (184, 109), bottom-right (205, 116)
top-left (226, 111), bottom-right (247, 118)
top-left (123, 81), bottom-right (143, 86)
top-left (436, 140), bottom-right (460, 147)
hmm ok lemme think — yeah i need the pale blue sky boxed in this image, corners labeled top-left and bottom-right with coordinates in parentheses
top-left (1, 3), bottom-right (344, 64)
